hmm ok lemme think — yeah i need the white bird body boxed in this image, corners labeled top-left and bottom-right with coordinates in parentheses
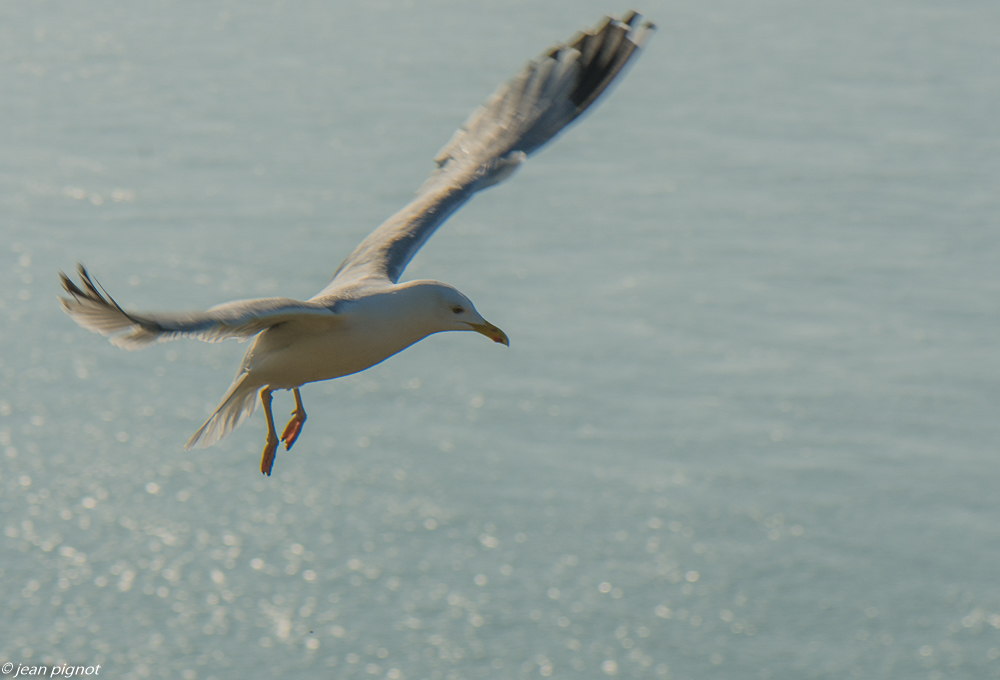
top-left (243, 282), bottom-right (492, 390)
top-left (60, 12), bottom-right (654, 474)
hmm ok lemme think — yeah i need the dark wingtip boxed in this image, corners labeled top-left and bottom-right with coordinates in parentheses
top-left (617, 11), bottom-right (656, 44)
top-left (564, 11), bottom-right (654, 112)
top-left (59, 266), bottom-right (88, 300)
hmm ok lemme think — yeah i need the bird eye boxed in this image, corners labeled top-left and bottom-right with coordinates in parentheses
top-left (452, 306), bottom-right (464, 314)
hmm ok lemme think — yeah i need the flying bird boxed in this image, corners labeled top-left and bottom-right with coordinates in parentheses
top-left (60, 12), bottom-right (655, 475)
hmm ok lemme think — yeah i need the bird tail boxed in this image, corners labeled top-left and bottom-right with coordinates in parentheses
top-left (185, 372), bottom-right (259, 449)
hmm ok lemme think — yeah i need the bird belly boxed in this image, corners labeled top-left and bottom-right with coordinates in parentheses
top-left (242, 319), bottom-right (424, 390)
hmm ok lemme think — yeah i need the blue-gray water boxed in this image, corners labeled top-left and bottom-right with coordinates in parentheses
top-left (2, 1), bottom-right (999, 678)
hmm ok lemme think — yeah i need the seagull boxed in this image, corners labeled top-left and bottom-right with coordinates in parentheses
top-left (60, 12), bottom-right (654, 475)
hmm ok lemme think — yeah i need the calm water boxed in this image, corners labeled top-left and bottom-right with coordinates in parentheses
top-left (2, 1), bottom-right (999, 678)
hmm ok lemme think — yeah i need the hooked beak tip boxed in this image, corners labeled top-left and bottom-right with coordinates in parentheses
top-left (470, 321), bottom-right (509, 347)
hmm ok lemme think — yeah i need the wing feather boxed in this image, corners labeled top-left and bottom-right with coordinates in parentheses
top-left (60, 265), bottom-right (338, 350)
top-left (326, 11), bottom-right (654, 288)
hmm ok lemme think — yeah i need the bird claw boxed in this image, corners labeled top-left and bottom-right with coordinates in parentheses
top-left (260, 436), bottom-right (279, 476)
top-left (281, 414), bottom-right (306, 450)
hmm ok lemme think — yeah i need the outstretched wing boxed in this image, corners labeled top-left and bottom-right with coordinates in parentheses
top-left (321, 11), bottom-right (654, 291)
top-left (60, 265), bottom-right (339, 350)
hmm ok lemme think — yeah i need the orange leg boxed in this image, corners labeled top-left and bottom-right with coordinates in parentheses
top-left (281, 387), bottom-right (307, 450)
top-left (259, 387), bottom-right (279, 476)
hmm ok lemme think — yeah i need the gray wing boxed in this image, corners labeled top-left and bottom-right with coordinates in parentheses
top-left (322, 11), bottom-right (655, 290)
top-left (60, 265), bottom-right (339, 350)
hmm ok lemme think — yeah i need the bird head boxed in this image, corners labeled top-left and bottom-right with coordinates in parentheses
top-left (409, 281), bottom-right (509, 346)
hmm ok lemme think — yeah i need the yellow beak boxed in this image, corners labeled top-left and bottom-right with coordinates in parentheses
top-left (469, 320), bottom-right (509, 346)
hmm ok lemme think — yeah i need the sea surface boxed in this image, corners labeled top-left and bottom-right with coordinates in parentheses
top-left (2, 1), bottom-right (999, 678)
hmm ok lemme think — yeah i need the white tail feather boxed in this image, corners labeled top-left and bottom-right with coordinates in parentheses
top-left (185, 373), bottom-right (260, 449)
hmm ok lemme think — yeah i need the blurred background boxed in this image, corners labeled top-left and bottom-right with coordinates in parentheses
top-left (1, 0), bottom-right (998, 678)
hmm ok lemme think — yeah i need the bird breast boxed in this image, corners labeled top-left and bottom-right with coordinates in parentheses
top-left (241, 295), bottom-right (435, 389)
